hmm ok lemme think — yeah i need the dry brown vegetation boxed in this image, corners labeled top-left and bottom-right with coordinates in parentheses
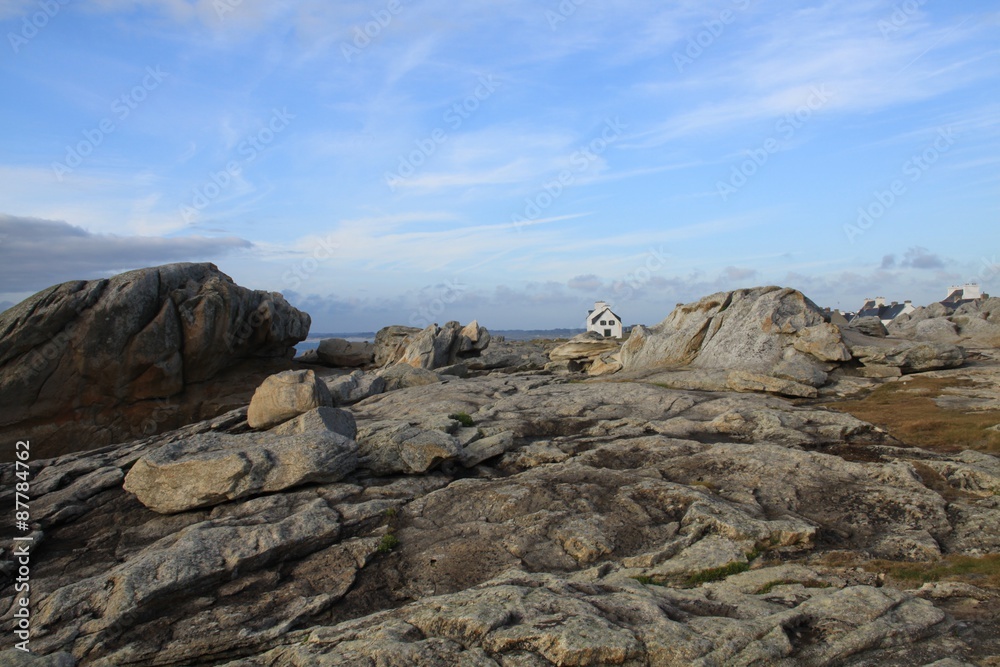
top-left (822, 376), bottom-right (1000, 454)
top-left (818, 552), bottom-right (1000, 590)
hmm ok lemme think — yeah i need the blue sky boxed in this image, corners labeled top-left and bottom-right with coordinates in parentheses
top-left (1, 0), bottom-right (998, 331)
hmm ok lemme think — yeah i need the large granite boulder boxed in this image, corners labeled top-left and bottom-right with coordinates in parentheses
top-left (890, 297), bottom-right (1000, 347)
top-left (0, 263), bottom-right (310, 457)
top-left (841, 329), bottom-right (966, 373)
top-left (848, 316), bottom-right (889, 337)
top-left (123, 428), bottom-right (358, 513)
top-left (549, 331), bottom-right (619, 363)
top-left (374, 320), bottom-right (491, 370)
top-left (620, 287), bottom-right (848, 396)
top-left (316, 338), bottom-right (375, 367)
top-left (548, 331), bottom-right (622, 375)
top-left (247, 369), bottom-right (333, 429)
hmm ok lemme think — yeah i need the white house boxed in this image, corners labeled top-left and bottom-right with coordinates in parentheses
top-left (853, 297), bottom-right (916, 325)
top-left (586, 301), bottom-right (623, 339)
top-left (946, 283), bottom-right (982, 301)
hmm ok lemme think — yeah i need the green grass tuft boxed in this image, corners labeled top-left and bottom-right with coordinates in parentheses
top-left (686, 561), bottom-right (750, 586)
top-left (449, 412), bottom-right (475, 427)
top-left (377, 533), bottom-right (399, 554)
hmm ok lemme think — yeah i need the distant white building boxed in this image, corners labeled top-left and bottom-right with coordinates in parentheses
top-left (586, 301), bottom-right (623, 339)
top-left (946, 283), bottom-right (982, 301)
top-left (853, 296), bottom-right (916, 325)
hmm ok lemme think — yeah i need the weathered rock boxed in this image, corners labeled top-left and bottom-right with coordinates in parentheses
top-left (461, 431), bottom-right (516, 467)
top-left (773, 352), bottom-right (830, 386)
top-left (324, 370), bottom-right (386, 406)
top-left (271, 406), bottom-right (357, 441)
top-left (373, 325), bottom-right (421, 366)
top-left (316, 338), bottom-right (375, 367)
top-left (377, 364), bottom-right (443, 392)
top-left (247, 369), bottom-right (333, 429)
top-left (29, 494), bottom-right (358, 664)
top-left (727, 370), bottom-right (818, 398)
top-left (123, 430), bottom-right (358, 513)
top-left (466, 338), bottom-right (553, 372)
top-left (218, 567), bottom-right (948, 667)
top-left (889, 297), bottom-right (1000, 347)
top-left (844, 332), bottom-right (966, 372)
top-left (374, 321), bottom-right (491, 370)
top-left (0, 263), bottom-right (309, 456)
top-left (620, 287), bottom-right (850, 395)
top-left (848, 316), bottom-right (889, 337)
top-left (549, 331), bottom-right (619, 363)
top-left (588, 350), bottom-right (624, 376)
top-left (792, 322), bottom-right (853, 362)
top-left (0, 650), bottom-right (76, 666)
top-left (914, 318), bottom-right (962, 342)
top-left (459, 320), bottom-right (491, 355)
top-left (6, 320), bottom-right (1000, 666)
top-left (355, 421), bottom-right (461, 474)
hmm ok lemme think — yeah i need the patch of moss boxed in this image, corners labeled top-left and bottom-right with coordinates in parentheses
top-left (873, 554), bottom-right (1000, 588)
top-left (818, 553), bottom-right (1000, 590)
top-left (686, 561), bottom-right (750, 586)
top-left (377, 533), bottom-right (399, 554)
top-left (631, 575), bottom-right (663, 586)
top-left (449, 412), bottom-right (475, 427)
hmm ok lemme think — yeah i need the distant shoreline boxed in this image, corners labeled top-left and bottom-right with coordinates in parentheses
top-left (295, 328), bottom-right (587, 353)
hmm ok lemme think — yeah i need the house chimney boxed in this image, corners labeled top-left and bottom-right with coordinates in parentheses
top-left (875, 296), bottom-right (886, 307)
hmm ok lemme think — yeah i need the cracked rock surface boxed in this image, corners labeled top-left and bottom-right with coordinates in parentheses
top-left (1, 354), bottom-right (999, 665)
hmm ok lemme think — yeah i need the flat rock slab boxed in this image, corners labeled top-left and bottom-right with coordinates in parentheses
top-left (124, 429), bottom-right (358, 513)
top-left (219, 567), bottom-right (946, 667)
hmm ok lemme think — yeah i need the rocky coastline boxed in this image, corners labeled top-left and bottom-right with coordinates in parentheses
top-left (1, 265), bottom-right (999, 665)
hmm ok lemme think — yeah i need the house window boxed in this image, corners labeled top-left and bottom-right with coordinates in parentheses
top-left (604, 329), bottom-right (612, 337)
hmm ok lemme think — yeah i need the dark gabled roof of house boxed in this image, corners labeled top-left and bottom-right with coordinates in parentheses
top-left (590, 305), bottom-right (621, 325)
top-left (880, 303), bottom-right (909, 321)
top-left (855, 301), bottom-right (881, 319)
top-left (852, 302), bottom-right (909, 322)
top-left (942, 289), bottom-right (965, 304)
top-left (827, 311), bottom-right (850, 326)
